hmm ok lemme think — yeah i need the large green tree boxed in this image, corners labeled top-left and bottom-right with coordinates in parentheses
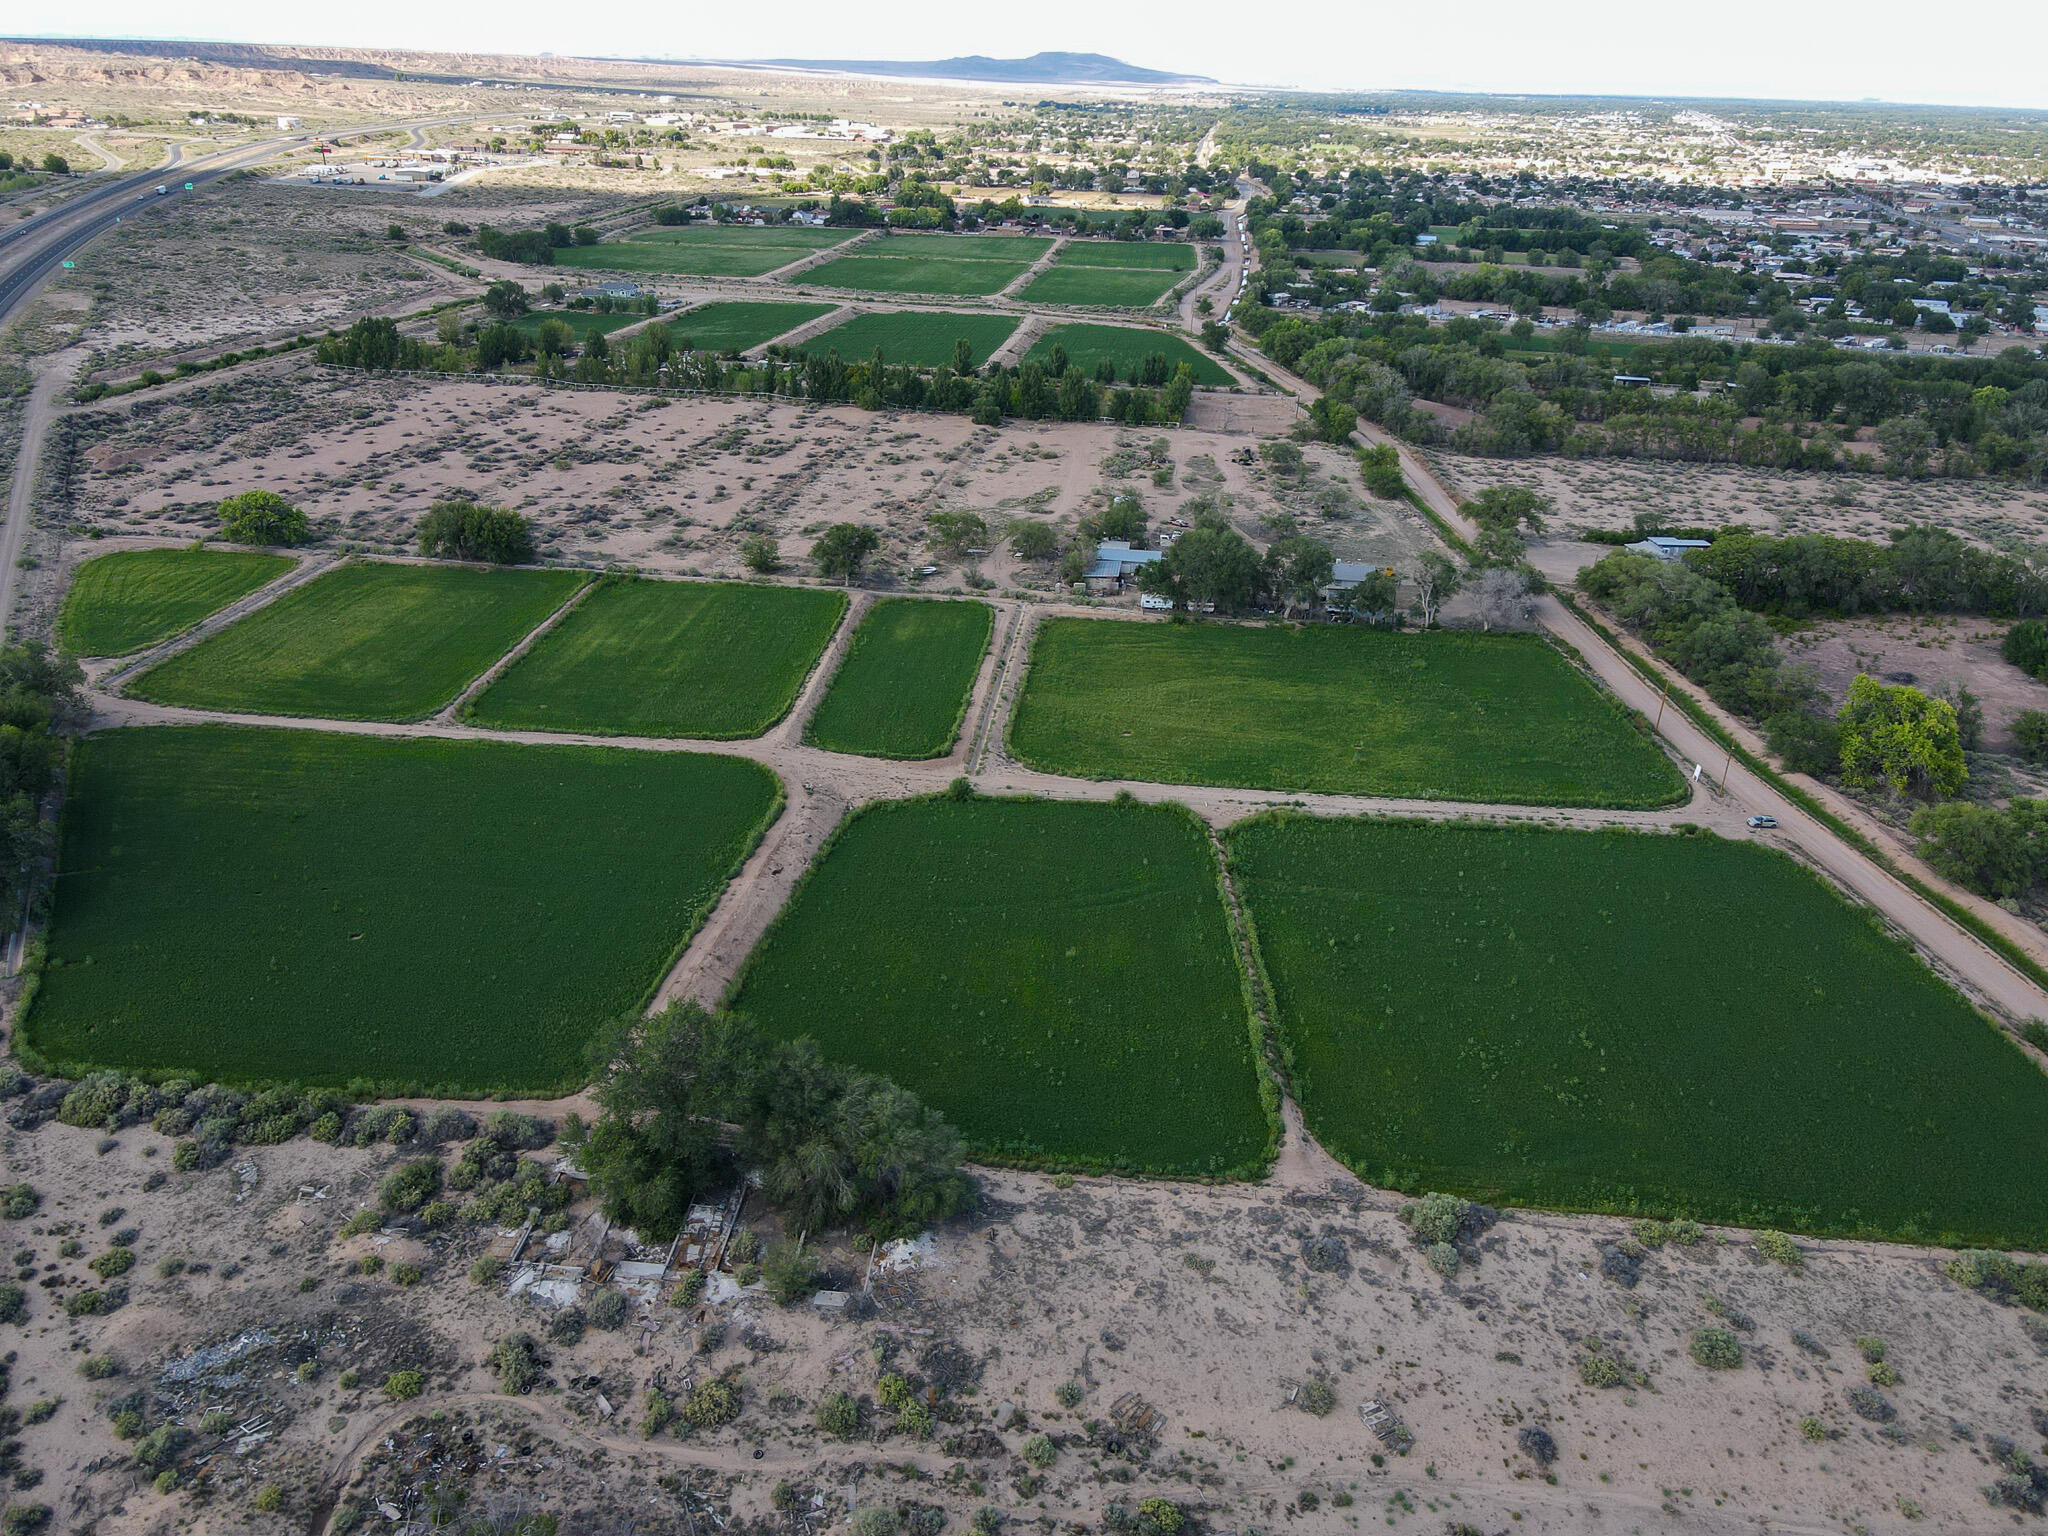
top-left (217, 490), bottom-right (310, 547)
top-left (1837, 674), bottom-right (1965, 799)
top-left (813, 523), bottom-right (880, 584)
top-left (580, 1002), bottom-right (970, 1242)
top-left (417, 501), bottom-right (536, 564)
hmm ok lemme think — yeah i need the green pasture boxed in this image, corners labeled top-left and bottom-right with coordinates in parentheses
top-left (1010, 619), bottom-right (1685, 808)
top-left (668, 300), bottom-right (837, 353)
top-left (59, 547), bottom-right (295, 658)
top-left (1018, 264), bottom-right (1183, 307)
top-left (26, 727), bottom-right (781, 1093)
top-left (798, 254), bottom-right (1030, 296)
top-left (1025, 324), bottom-right (1233, 386)
top-left (796, 310), bottom-right (1020, 368)
top-left (729, 796), bottom-right (1271, 1176)
top-left (128, 562), bottom-right (586, 722)
top-left (467, 577), bottom-right (846, 739)
top-left (806, 598), bottom-right (992, 759)
top-left (1229, 816), bottom-right (2048, 1247)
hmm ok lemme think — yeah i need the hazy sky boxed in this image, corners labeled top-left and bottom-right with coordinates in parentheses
top-left (33, 0), bottom-right (2048, 110)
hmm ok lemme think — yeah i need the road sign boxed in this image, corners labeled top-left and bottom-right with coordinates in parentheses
top-left (60, 261), bottom-right (74, 269)
top-left (184, 182), bottom-right (194, 190)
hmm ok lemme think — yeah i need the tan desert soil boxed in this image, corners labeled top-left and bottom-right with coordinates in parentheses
top-left (6, 1119), bottom-right (2045, 1536)
top-left (47, 376), bottom-right (1421, 596)
top-left (1434, 451), bottom-right (2048, 552)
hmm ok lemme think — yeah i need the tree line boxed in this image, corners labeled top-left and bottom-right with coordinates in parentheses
top-left (316, 316), bottom-right (1199, 429)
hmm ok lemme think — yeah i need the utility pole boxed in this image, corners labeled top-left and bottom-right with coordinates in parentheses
top-left (1721, 746), bottom-right (1734, 791)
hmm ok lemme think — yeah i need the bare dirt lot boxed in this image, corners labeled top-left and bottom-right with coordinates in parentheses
top-left (49, 182), bottom-right (620, 376)
top-left (7, 1115), bottom-right (2045, 1536)
top-left (49, 376), bottom-right (1409, 601)
top-left (1434, 452), bottom-right (2048, 552)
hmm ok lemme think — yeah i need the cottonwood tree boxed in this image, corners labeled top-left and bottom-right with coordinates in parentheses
top-left (813, 523), bottom-right (880, 584)
top-left (580, 1002), bottom-right (970, 1242)
top-left (1411, 551), bottom-right (1463, 628)
top-left (1475, 567), bottom-right (1532, 630)
top-left (416, 502), bottom-right (536, 564)
top-left (217, 490), bottom-right (310, 547)
top-left (1264, 535), bottom-right (1334, 618)
top-left (1837, 674), bottom-right (1965, 799)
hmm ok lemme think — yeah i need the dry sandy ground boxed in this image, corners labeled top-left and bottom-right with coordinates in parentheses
top-left (50, 182), bottom-right (618, 376)
top-left (51, 376), bottom-right (1384, 598)
top-left (5, 1119), bottom-right (2044, 1536)
top-left (1778, 613), bottom-right (2048, 754)
top-left (1434, 452), bottom-right (2048, 552)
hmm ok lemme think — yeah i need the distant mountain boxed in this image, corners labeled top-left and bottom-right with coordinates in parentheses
top-left (745, 52), bottom-right (1214, 86)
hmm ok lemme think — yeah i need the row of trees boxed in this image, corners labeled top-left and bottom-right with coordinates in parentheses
top-left (1685, 526), bottom-right (2048, 620)
top-left (580, 1001), bottom-right (970, 1241)
top-left (474, 223), bottom-right (600, 264)
top-left (1578, 552), bottom-right (1969, 799)
top-left (1254, 307), bottom-right (2048, 482)
top-left (0, 644), bottom-right (81, 936)
top-left (317, 317), bottom-right (1199, 429)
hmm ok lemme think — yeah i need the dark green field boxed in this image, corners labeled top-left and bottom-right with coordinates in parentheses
top-left (510, 309), bottom-right (647, 341)
top-left (729, 796), bottom-right (1271, 1176)
top-left (467, 578), bottom-right (846, 738)
top-left (669, 300), bottom-right (837, 353)
top-left (1229, 816), bottom-right (2048, 1247)
top-left (1052, 241), bottom-right (1197, 270)
top-left (797, 311), bottom-right (1019, 368)
top-left (798, 254), bottom-right (1031, 297)
top-left (549, 244), bottom-right (786, 278)
top-left (129, 562), bottom-right (587, 722)
top-left (630, 225), bottom-right (848, 250)
top-left (864, 234), bottom-right (1054, 260)
top-left (27, 728), bottom-right (781, 1093)
top-left (1011, 619), bottom-right (1684, 808)
top-left (59, 547), bottom-right (295, 657)
top-left (807, 598), bottom-right (992, 759)
top-left (1018, 264), bottom-right (1183, 307)
top-left (1025, 324), bottom-right (1233, 386)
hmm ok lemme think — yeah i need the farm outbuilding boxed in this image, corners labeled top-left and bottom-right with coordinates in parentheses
top-left (1084, 540), bottom-right (1164, 594)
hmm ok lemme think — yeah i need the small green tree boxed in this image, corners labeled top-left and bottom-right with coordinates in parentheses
top-left (739, 534), bottom-right (780, 574)
top-left (1009, 521), bottom-right (1059, 562)
top-left (218, 490), bottom-right (309, 547)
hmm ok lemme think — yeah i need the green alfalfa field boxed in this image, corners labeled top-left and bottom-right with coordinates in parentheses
top-left (1228, 814), bottom-right (2048, 1247)
top-left (127, 561), bottom-right (587, 722)
top-left (1011, 618), bottom-right (1685, 808)
top-left (728, 795), bottom-right (1275, 1177)
top-left (806, 597), bottom-right (993, 759)
top-left (26, 727), bottom-right (782, 1094)
top-left (467, 577), bottom-right (846, 739)
top-left (59, 546), bottom-right (296, 657)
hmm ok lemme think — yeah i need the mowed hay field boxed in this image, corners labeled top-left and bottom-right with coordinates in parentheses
top-left (798, 237), bottom-right (1046, 296)
top-left (468, 577), bottom-right (846, 738)
top-left (1231, 817), bottom-right (2048, 1247)
top-left (730, 797), bottom-right (1272, 1176)
top-left (669, 300), bottom-right (836, 353)
top-left (27, 728), bottom-right (782, 1093)
top-left (59, 546), bottom-right (294, 657)
top-left (510, 309), bottom-right (647, 342)
top-left (807, 597), bottom-right (992, 759)
top-left (1051, 242), bottom-right (1198, 270)
top-left (798, 310), bottom-right (1019, 369)
top-left (1012, 619), bottom-right (1685, 808)
top-left (555, 226), bottom-right (846, 277)
top-left (129, 562), bottom-right (587, 721)
top-left (1018, 262), bottom-right (1185, 307)
top-left (1025, 324), bottom-right (1233, 387)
